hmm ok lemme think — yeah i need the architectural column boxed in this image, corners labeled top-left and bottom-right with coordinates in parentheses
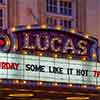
top-left (37, 0), bottom-right (47, 25)
top-left (75, 0), bottom-right (86, 32)
top-left (8, 0), bottom-right (17, 28)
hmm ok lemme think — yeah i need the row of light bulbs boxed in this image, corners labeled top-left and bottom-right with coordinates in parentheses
top-left (22, 51), bottom-right (97, 61)
top-left (0, 79), bottom-right (100, 90)
top-left (11, 24), bottom-right (90, 39)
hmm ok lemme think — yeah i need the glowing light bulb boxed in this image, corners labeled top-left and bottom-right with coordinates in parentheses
top-left (53, 83), bottom-right (58, 86)
top-left (41, 24), bottom-right (47, 29)
top-left (0, 79), bottom-right (2, 82)
top-left (69, 29), bottom-right (76, 33)
top-left (68, 56), bottom-right (73, 59)
top-left (37, 81), bottom-right (43, 85)
top-left (96, 86), bottom-right (100, 89)
top-left (92, 53), bottom-right (97, 58)
top-left (82, 57), bottom-right (87, 61)
top-left (82, 85), bottom-right (87, 88)
top-left (68, 84), bottom-right (73, 87)
top-left (39, 53), bottom-right (43, 56)
top-left (56, 26), bottom-right (62, 30)
top-left (23, 81), bottom-right (26, 84)
top-left (84, 32), bottom-right (89, 38)
top-left (26, 25), bottom-right (31, 29)
top-left (54, 54), bottom-right (58, 58)
top-left (11, 27), bottom-right (16, 32)
top-left (15, 80), bottom-right (19, 84)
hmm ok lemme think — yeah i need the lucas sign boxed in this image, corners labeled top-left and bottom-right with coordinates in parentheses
top-left (0, 53), bottom-right (100, 85)
top-left (0, 29), bottom-right (97, 60)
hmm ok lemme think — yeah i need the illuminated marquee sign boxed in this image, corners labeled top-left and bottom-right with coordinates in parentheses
top-left (0, 29), bottom-right (97, 60)
top-left (0, 28), bottom-right (99, 85)
top-left (0, 53), bottom-right (99, 85)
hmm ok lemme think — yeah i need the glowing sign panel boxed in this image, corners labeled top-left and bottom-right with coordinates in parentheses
top-left (0, 52), bottom-right (99, 85)
top-left (0, 29), bottom-right (97, 60)
top-left (22, 33), bottom-right (87, 55)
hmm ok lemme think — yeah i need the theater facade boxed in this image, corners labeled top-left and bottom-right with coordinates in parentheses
top-left (0, 25), bottom-right (100, 100)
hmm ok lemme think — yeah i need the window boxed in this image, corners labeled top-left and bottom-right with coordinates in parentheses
top-left (47, 0), bottom-right (57, 13)
top-left (0, 9), bottom-right (3, 30)
top-left (47, 17), bottom-right (57, 26)
top-left (0, 0), bottom-right (3, 3)
top-left (46, 0), bottom-right (73, 29)
top-left (59, 1), bottom-right (72, 15)
top-left (0, 9), bottom-right (3, 17)
top-left (47, 16), bottom-right (72, 29)
top-left (46, 0), bottom-right (72, 16)
top-left (60, 19), bottom-right (72, 29)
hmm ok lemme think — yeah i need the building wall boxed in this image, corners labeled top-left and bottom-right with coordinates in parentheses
top-left (8, 0), bottom-right (40, 28)
top-left (8, 0), bottom-right (87, 30)
top-left (8, 0), bottom-right (17, 28)
top-left (86, 0), bottom-right (100, 45)
top-left (86, 0), bottom-right (98, 37)
top-left (7, 0), bottom-right (100, 46)
top-left (8, 0), bottom-right (78, 29)
top-left (75, 0), bottom-right (86, 32)
top-left (0, 0), bottom-right (8, 30)
top-left (17, 0), bottom-right (40, 25)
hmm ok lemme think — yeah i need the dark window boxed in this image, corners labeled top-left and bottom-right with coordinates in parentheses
top-left (0, 0), bottom-right (3, 3)
top-left (47, 17), bottom-right (53, 26)
top-left (46, 0), bottom-right (72, 16)
top-left (60, 20), bottom-right (72, 29)
top-left (47, 0), bottom-right (57, 13)
top-left (64, 20), bottom-right (68, 28)
top-left (68, 21), bottom-right (72, 28)
top-left (0, 9), bottom-right (3, 17)
top-left (0, 19), bottom-right (2, 26)
top-left (47, 17), bottom-right (57, 26)
top-left (0, 9), bottom-right (3, 30)
top-left (68, 9), bottom-right (72, 16)
top-left (60, 20), bottom-right (63, 26)
top-left (59, 1), bottom-right (72, 16)
top-left (68, 2), bottom-right (72, 8)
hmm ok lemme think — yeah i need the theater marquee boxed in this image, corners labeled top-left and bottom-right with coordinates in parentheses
top-left (0, 53), bottom-right (100, 85)
top-left (0, 27), bottom-right (99, 85)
